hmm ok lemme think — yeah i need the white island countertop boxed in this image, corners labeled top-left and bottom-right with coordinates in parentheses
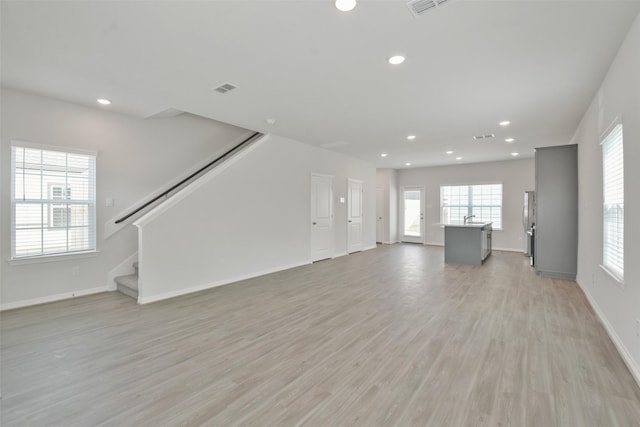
top-left (444, 222), bottom-right (493, 229)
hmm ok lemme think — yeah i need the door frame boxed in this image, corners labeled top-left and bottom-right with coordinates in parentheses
top-left (400, 185), bottom-right (425, 244)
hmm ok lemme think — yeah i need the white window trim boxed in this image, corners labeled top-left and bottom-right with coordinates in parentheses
top-left (599, 264), bottom-right (624, 288)
top-left (600, 119), bottom-right (624, 286)
top-left (439, 182), bottom-right (504, 230)
top-left (11, 141), bottom-right (97, 260)
top-left (11, 139), bottom-right (98, 157)
top-left (7, 250), bottom-right (100, 266)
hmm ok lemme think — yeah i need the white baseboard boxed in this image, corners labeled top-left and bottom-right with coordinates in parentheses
top-left (335, 245), bottom-right (377, 257)
top-left (576, 279), bottom-right (640, 389)
top-left (493, 247), bottom-right (525, 253)
top-left (422, 242), bottom-right (523, 253)
top-left (0, 286), bottom-right (109, 311)
top-left (138, 261), bottom-right (310, 305)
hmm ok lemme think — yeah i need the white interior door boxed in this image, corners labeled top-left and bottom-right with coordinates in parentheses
top-left (311, 174), bottom-right (333, 261)
top-left (376, 187), bottom-right (384, 243)
top-left (401, 186), bottom-right (425, 244)
top-left (347, 179), bottom-right (364, 253)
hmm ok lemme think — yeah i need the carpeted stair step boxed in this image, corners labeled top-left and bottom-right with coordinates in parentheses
top-left (115, 273), bottom-right (138, 300)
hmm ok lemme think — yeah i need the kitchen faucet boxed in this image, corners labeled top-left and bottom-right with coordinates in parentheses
top-left (463, 214), bottom-right (476, 224)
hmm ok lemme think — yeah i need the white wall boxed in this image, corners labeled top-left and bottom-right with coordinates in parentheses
top-left (134, 134), bottom-right (376, 303)
top-left (397, 159), bottom-right (535, 251)
top-left (573, 14), bottom-right (640, 382)
top-left (376, 168), bottom-right (398, 244)
top-left (0, 88), bottom-right (249, 308)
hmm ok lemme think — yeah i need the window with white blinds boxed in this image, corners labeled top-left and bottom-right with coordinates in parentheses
top-left (11, 145), bottom-right (96, 258)
top-left (440, 184), bottom-right (503, 229)
top-left (602, 124), bottom-right (624, 282)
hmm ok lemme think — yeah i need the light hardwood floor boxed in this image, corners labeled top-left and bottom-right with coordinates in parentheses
top-left (2, 244), bottom-right (640, 426)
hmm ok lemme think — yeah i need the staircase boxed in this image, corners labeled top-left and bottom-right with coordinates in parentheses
top-left (115, 262), bottom-right (138, 300)
top-left (110, 132), bottom-right (264, 305)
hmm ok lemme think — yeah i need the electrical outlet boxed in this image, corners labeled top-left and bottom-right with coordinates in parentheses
top-left (636, 319), bottom-right (640, 337)
top-left (71, 266), bottom-right (80, 277)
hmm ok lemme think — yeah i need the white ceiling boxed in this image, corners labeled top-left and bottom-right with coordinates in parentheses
top-left (2, 0), bottom-right (639, 168)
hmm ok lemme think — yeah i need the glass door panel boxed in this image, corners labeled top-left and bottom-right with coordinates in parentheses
top-left (401, 187), bottom-right (425, 243)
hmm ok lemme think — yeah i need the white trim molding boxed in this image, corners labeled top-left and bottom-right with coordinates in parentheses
top-left (138, 260), bottom-right (310, 305)
top-left (0, 286), bottom-right (108, 311)
top-left (577, 279), bottom-right (640, 389)
top-left (7, 250), bottom-right (99, 266)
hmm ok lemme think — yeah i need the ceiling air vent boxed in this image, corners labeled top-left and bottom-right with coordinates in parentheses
top-left (473, 134), bottom-right (496, 141)
top-left (407, 0), bottom-right (452, 17)
top-left (212, 83), bottom-right (237, 94)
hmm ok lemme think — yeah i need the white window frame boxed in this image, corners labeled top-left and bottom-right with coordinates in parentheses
top-left (11, 141), bottom-right (97, 259)
top-left (440, 183), bottom-right (503, 229)
top-left (600, 122), bottom-right (624, 284)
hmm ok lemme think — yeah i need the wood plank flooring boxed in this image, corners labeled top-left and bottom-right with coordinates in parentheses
top-left (2, 244), bottom-right (640, 426)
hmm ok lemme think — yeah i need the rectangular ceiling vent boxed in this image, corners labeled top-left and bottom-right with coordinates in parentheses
top-left (213, 83), bottom-right (237, 94)
top-left (407, 0), bottom-right (452, 17)
top-left (473, 134), bottom-right (496, 141)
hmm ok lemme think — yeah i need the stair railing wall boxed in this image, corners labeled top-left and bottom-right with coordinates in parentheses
top-left (114, 131), bottom-right (262, 225)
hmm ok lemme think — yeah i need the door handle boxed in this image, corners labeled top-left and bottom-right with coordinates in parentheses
top-left (348, 220), bottom-right (353, 223)
top-left (312, 222), bottom-right (317, 225)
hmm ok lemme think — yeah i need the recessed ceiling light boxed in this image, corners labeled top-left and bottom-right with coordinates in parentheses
top-left (499, 120), bottom-right (511, 126)
top-left (407, 135), bottom-right (416, 140)
top-left (380, 153), bottom-right (388, 157)
top-left (511, 152), bottom-right (520, 156)
top-left (446, 151), bottom-right (454, 155)
top-left (388, 55), bottom-right (405, 65)
top-left (97, 98), bottom-right (111, 105)
top-left (505, 137), bottom-right (515, 142)
top-left (405, 162), bottom-right (411, 166)
top-left (456, 157), bottom-right (462, 160)
top-left (335, 0), bottom-right (356, 12)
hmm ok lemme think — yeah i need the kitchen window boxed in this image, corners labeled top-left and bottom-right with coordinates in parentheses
top-left (440, 184), bottom-right (502, 229)
top-left (11, 144), bottom-right (96, 258)
top-left (601, 123), bottom-right (624, 282)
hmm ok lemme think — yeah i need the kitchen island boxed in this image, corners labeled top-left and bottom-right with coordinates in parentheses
top-left (444, 222), bottom-right (492, 265)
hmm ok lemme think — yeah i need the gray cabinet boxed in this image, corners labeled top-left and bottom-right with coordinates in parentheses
top-left (535, 144), bottom-right (578, 279)
top-left (444, 223), bottom-right (492, 266)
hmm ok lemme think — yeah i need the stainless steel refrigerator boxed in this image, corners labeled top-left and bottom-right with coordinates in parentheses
top-left (523, 191), bottom-right (535, 258)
